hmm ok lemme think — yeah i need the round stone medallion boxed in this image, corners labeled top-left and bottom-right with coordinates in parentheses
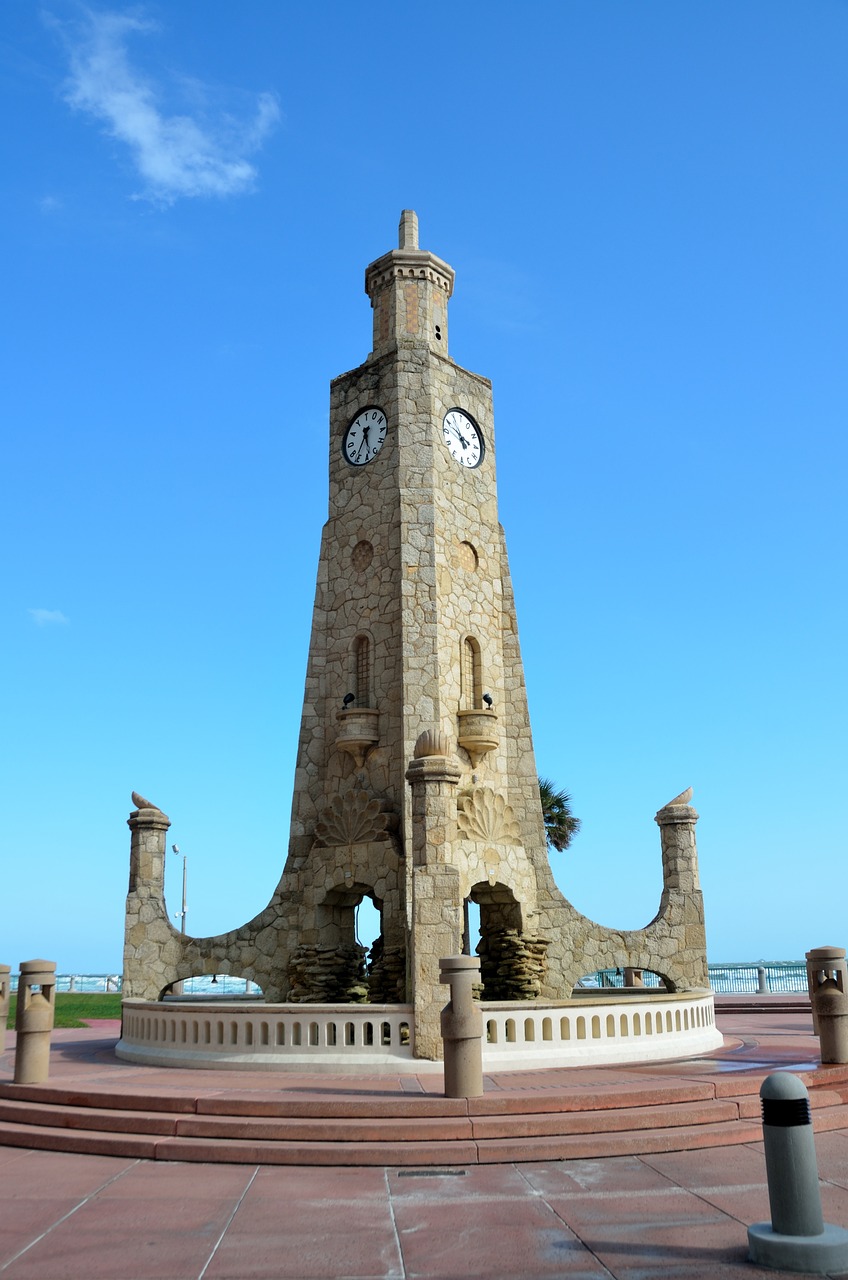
top-left (351, 540), bottom-right (374, 572)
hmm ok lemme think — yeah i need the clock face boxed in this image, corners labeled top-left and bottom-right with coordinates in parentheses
top-left (443, 409), bottom-right (483, 468)
top-left (343, 407), bottom-right (388, 466)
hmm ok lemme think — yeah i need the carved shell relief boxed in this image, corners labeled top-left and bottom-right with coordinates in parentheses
top-left (314, 789), bottom-right (390, 847)
top-left (456, 787), bottom-right (521, 844)
top-left (413, 727), bottom-right (451, 759)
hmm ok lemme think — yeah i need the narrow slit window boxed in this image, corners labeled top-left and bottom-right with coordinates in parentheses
top-left (461, 636), bottom-right (482, 709)
top-left (355, 635), bottom-right (371, 708)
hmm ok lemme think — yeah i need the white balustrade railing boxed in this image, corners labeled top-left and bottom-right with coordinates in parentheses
top-left (118, 1001), bottom-right (415, 1071)
top-left (480, 991), bottom-right (721, 1068)
top-left (117, 990), bottom-right (721, 1073)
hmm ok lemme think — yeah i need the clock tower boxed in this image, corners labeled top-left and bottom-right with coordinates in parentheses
top-left (123, 212), bottom-right (709, 1060)
top-left (284, 209), bottom-right (557, 1052)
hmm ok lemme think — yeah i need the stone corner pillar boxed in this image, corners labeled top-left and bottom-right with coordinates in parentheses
top-left (127, 796), bottom-right (171, 896)
top-left (124, 795), bottom-right (174, 1001)
top-left (406, 729), bottom-right (464, 1060)
top-left (654, 787), bottom-right (708, 988)
top-left (655, 787), bottom-right (700, 894)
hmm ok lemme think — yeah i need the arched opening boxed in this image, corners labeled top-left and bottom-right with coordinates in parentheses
top-left (158, 974), bottom-right (264, 1001)
top-left (465, 880), bottom-right (544, 1001)
top-left (574, 967), bottom-right (672, 991)
top-left (292, 883), bottom-right (403, 1004)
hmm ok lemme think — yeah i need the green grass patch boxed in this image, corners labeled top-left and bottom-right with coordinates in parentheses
top-left (6, 992), bottom-right (123, 1029)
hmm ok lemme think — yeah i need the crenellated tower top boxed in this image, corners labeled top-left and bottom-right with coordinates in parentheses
top-left (364, 209), bottom-right (455, 360)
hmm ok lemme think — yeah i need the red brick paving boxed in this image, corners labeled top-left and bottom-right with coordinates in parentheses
top-left (1, 1001), bottom-right (847, 1278)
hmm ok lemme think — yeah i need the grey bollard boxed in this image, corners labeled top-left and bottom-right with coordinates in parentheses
top-left (14, 960), bottom-right (57, 1084)
top-left (0, 965), bottom-right (11, 1054)
top-left (439, 955), bottom-right (484, 1099)
top-left (748, 1072), bottom-right (848, 1273)
top-left (757, 965), bottom-right (768, 994)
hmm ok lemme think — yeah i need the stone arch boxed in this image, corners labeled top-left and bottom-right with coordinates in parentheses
top-left (286, 880), bottom-right (405, 1004)
top-left (157, 971), bottom-right (264, 1002)
top-left (574, 962), bottom-right (677, 994)
top-left (466, 880), bottom-right (548, 1001)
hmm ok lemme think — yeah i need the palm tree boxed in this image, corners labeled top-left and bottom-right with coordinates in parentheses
top-left (538, 777), bottom-right (581, 852)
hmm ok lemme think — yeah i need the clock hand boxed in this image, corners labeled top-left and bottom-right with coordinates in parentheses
top-left (355, 425), bottom-right (370, 460)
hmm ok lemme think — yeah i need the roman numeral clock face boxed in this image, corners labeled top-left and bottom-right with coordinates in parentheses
top-left (343, 407), bottom-right (387, 466)
top-left (443, 409), bottom-right (483, 468)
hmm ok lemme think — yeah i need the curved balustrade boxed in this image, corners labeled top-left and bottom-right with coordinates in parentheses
top-left (117, 990), bottom-right (721, 1073)
top-left (118, 1001), bottom-right (415, 1072)
top-left (481, 990), bottom-right (721, 1069)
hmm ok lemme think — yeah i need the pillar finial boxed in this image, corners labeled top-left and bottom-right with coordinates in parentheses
top-left (399, 209), bottom-right (418, 250)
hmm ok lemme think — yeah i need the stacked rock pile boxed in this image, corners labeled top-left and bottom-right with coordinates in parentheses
top-left (477, 928), bottom-right (549, 1000)
top-left (367, 942), bottom-right (407, 1003)
top-left (286, 944), bottom-right (369, 1003)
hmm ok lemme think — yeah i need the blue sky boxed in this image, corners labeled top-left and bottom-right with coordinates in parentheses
top-left (2, 1), bottom-right (846, 975)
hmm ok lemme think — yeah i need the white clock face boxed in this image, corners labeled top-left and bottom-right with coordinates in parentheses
top-left (443, 409), bottom-right (483, 468)
top-left (343, 407), bottom-right (387, 466)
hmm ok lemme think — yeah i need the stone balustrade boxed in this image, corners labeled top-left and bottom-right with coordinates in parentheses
top-left (117, 990), bottom-right (720, 1073)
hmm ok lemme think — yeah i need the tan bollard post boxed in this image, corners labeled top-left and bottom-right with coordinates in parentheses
top-left (0, 965), bottom-right (11, 1054)
top-left (805, 946), bottom-right (846, 1035)
top-left (439, 955), bottom-right (484, 1099)
top-left (806, 946), bottom-right (847, 1042)
top-left (14, 961), bottom-right (57, 1084)
top-left (623, 968), bottom-right (644, 988)
top-left (808, 948), bottom-right (848, 1064)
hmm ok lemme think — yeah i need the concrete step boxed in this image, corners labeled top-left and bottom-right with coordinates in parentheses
top-left (1, 1073), bottom-right (846, 1166)
top-left (0, 1095), bottom-right (741, 1144)
top-left (0, 1078), bottom-right (719, 1117)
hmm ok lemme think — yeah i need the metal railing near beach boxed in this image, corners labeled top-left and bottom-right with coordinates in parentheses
top-left (585, 962), bottom-right (809, 994)
top-left (8, 973), bottom-right (122, 994)
top-left (7, 973), bottom-right (261, 996)
top-left (9, 963), bottom-right (809, 997)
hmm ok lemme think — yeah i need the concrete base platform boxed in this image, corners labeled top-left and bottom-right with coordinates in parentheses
top-left (2, 997), bottom-right (847, 1168)
top-left (3, 1000), bottom-right (848, 1278)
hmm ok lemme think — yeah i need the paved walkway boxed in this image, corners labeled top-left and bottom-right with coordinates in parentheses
top-left (1, 1001), bottom-right (847, 1279)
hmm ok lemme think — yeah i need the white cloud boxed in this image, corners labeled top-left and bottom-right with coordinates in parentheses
top-left (29, 608), bottom-right (69, 626)
top-left (55, 8), bottom-right (280, 205)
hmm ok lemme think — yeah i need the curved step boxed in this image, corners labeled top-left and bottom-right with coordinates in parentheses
top-left (1, 1070), bottom-right (846, 1166)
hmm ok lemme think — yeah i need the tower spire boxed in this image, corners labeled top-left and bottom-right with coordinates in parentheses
top-left (365, 210), bottom-right (454, 359)
top-left (398, 209), bottom-right (419, 250)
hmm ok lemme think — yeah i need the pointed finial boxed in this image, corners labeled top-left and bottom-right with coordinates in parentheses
top-left (399, 209), bottom-right (418, 250)
top-left (664, 786), bottom-right (694, 808)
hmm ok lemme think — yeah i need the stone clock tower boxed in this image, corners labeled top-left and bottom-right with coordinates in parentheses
top-left (284, 209), bottom-right (558, 1054)
top-left (123, 212), bottom-right (710, 1060)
